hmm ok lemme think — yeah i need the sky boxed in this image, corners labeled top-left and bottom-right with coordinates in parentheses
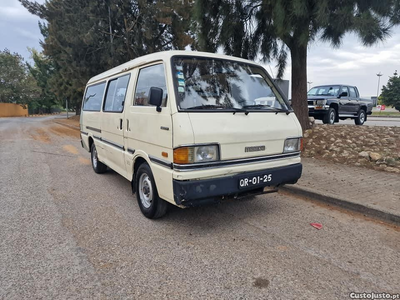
top-left (1, 0), bottom-right (400, 98)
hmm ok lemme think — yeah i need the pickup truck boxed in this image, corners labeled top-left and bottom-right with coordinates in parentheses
top-left (307, 85), bottom-right (373, 125)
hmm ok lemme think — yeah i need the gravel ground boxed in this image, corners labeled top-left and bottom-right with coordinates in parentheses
top-left (0, 116), bottom-right (399, 299)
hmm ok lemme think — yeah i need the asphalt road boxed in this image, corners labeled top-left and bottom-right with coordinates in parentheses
top-left (315, 117), bottom-right (400, 127)
top-left (1, 116), bottom-right (399, 299)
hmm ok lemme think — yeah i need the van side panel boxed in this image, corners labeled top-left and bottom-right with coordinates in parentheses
top-left (171, 113), bottom-right (195, 148)
top-left (82, 111), bottom-right (106, 158)
top-left (125, 107), bottom-right (174, 203)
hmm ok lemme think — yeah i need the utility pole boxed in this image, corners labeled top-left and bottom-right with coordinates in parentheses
top-left (376, 72), bottom-right (383, 98)
top-left (66, 98), bottom-right (69, 119)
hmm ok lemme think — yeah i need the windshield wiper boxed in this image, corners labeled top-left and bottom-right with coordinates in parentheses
top-left (241, 104), bottom-right (271, 109)
top-left (242, 104), bottom-right (290, 115)
top-left (185, 105), bottom-right (225, 109)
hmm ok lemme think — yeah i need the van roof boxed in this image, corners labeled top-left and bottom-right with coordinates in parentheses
top-left (87, 50), bottom-right (257, 84)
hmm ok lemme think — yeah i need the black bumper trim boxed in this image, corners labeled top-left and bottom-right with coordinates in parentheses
top-left (86, 126), bottom-right (101, 133)
top-left (173, 163), bottom-right (302, 206)
top-left (149, 156), bottom-right (173, 169)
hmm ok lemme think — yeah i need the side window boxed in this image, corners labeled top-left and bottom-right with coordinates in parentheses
top-left (349, 87), bottom-right (357, 98)
top-left (134, 64), bottom-right (167, 107)
top-left (341, 86), bottom-right (349, 97)
top-left (82, 82), bottom-right (106, 111)
top-left (103, 74), bottom-right (130, 113)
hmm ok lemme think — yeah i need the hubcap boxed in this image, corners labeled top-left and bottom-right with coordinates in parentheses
top-left (330, 111), bottom-right (335, 124)
top-left (360, 111), bottom-right (365, 123)
top-left (92, 148), bottom-right (98, 168)
top-left (139, 173), bottom-right (153, 209)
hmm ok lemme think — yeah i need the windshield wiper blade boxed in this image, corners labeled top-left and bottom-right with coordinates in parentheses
top-left (185, 105), bottom-right (225, 109)
top-left (241, 104), bottom-right (271, 109)
top-left (243, 104), bottom-right (290, 115)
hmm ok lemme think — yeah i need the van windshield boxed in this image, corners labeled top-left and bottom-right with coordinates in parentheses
top-left (172, 56), bottom-right (288, 112)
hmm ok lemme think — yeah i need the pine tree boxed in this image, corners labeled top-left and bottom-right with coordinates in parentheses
top-left (381, 70), bottom-right (400, 111)
top-left (20, 0), bottom-right (193, 112)
top-left (194, 0), bottom-right (400, 130)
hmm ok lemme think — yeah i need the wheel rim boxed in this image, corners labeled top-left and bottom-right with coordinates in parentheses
top-left (360, 111), bottom-right (365, 123)
top-left (139, 173), bottom-right (153, 209)
top-left (329, 110), bottom-right (335, 124)
top-left (92, 147), bottom-right (98, 168)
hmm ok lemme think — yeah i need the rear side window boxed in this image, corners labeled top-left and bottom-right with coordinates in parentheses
top-left (349, 87), bottom-right (357, 98)
top-left (83, 82), bottom-right (106, 111)
top-left (341, 86), bottom-right (349, 96)
top-left (134, 64), bottom-right (167, 107)
top-left (103, 74), bottom-right (130, 112)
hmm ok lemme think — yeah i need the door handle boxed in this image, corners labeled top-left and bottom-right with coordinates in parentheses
top-left (119, 119), bottom-right (123, 130)
top-left (126, 119), bottom-right (130, 131)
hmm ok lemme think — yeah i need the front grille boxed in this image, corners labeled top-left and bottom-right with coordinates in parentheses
top-left (308, 100), bottom-right (314, 105)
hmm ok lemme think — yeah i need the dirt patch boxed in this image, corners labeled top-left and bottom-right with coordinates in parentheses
top-left (31, 128), bottom-right (51, 143)
top-left (253, 277), bottom-right (270, 289)
top-left (63, 145), bottom-right (79, 155)
top-left (303, 125), bottom-right (400, 173)
top-left (78, 156), bottom-right (91, 165)
top-left (50, 124), bottom-right (80, 138)
top-left (56, 116), bottom-right (80, 128)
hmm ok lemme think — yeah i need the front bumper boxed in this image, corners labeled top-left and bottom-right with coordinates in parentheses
top-left (308, 105), bottom-right (329, 119)
top-left (173, 163), bottom-right (302, 206)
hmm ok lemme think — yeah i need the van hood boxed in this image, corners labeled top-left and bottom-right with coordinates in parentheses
top-left (187, 112), bottom-right (301, 160)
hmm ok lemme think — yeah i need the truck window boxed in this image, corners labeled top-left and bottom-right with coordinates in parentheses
top-left (134, 64), bottom-right (167, 107)
top-left (340, 86), bottom-right (349, 96)
top-left (82, 82), bottom-right (106, 111)
top-left (103, 74), bottom-right (130, 113)
top-left (349, 87), bottom-right (357, 98)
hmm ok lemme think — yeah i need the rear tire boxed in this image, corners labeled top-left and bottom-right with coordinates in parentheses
top-left (355, 109), bottom-right (366, 125)
top-left (91, 143), bottom-right (107, 174)
top-left (323, 107), bottom-right (336, 125)
top-left (135, 163), bottom-right (167, 219)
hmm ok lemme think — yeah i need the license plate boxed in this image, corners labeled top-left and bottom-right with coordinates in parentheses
top-left (239, 173), bottom-right (273, 189)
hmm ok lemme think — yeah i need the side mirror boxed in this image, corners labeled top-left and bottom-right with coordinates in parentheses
top-left (149, 87), bottom-right (163, 112)
top-left (338, 91), bottom-right (348, 98)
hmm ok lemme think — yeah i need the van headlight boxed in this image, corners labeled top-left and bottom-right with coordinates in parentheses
top-left (174, 145), bottom-right (220, 164)
top-left (283, 138), bottom-right (303, 153)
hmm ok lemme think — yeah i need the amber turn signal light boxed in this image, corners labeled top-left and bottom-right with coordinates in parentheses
top-left (173, 147), bottom-right (190, 164)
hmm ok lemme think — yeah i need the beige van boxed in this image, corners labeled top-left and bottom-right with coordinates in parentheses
top-left (80, 51), bottom-right (303, 218)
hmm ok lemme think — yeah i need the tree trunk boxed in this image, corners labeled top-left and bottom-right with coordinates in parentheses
top-left (290, 44), bottom-right (311, 132)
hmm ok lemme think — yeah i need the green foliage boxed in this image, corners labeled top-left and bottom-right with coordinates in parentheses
top-left (20, 0), bottom-right (193, 112)
top-left (381, 70), bottom-right (400, 111)
top-left (0, 49), bottom-right (40, 105)
top-left (193, 0), bottom-right (400, 130)
top-left (27, 48), bottom-right (61, 112)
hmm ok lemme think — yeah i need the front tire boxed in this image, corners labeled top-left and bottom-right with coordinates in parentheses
top-left (91, 143), bottom-right (107, 174)
top-left (323, 107), bottom-right (336, 125)
top-left (355, 109), bottom-right (366, 125)
top-left (135, 163), bottom-right (167, 219)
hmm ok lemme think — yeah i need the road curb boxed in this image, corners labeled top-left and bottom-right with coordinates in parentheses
top-left (281, 185), bottom-right (400, 225)
top-left (369, 115), bottom-right (400, 119)
top-left (53, 121), bottom-right (80, 131)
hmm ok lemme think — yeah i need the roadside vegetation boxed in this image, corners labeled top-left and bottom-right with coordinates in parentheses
top-left (380, 70), bottom-right (400, 112)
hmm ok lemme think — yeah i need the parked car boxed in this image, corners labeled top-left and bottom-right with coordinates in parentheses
top-left (307, 85), bottom-right (373, 125)
top-left (80, 51), bottom-right (303, 219)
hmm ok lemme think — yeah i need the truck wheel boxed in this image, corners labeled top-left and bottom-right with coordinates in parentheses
top-left (355, 109), bottom-right (366, 125)
top-left (323, 107), bottom-right (336, 125)
top-left (135, 163), bottom-right (167, 219)
top-left (91, 143), bottom-right (107, 174)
